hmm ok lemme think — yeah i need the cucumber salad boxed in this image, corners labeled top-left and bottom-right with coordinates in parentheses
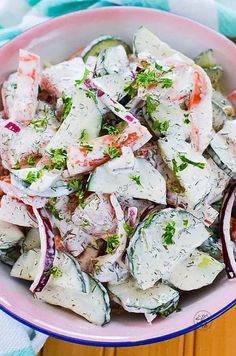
top-left (0, 27), bottom-right (236, 326)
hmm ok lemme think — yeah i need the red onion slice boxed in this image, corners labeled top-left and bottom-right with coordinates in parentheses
top-left (219, 182), bottom-right (236, 279)
top-left (30, 207), bottom-right (55, 292)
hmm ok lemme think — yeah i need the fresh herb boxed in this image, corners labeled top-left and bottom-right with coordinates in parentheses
top-left (137, 68), bottom-right (158, 88)
top-left (162, 221), bottom-right (176, 248)
top-left (79, 129), bottom-right (89, 142)
top-left (172, 155), bottom-right (205, 174)
top-left (182, 219), bottom-right (189, 228)
top-left (75, 68), bottom-right (90, 86)
top-left (123, 222), bottom-right (134, 237)
top-left (12, 160), bottom-right (21, 170)
top-left (50, 148), bottom-right (67, 170)
top-left (76, 191), bottom-right (85, 209)
top-left (183, 113), bottom-right (190, 124)
top-left (80, 142), bottom-right (93, 152)
top-left (46, 198), bottom-right (62, 220)
top-left (27, 156), bottom-right (35, 167)
top-left (129, 175), bottom-right (142, 186)
top-left (31, 118), bottom-right (48, 132)
top-left (159, 77), bottom-right (173, 89)
top-left (68, 179), bottom-right (82, 191)
top-left (152, 119), bottom-right (169, 132)
top-left (85, 90), bottom-right (97, 104)
top-left (105, 145), bottom-right (121, 159)
top-left (61, 95), bottom-right (73, 121)
top-left (198, 256), bottom-right (213, 268)
top-left (106, 234), bottom-right (119, 254)
top-left (46, 266), bottom-right (62, 278)
top-left (43, 164), bottom-right (51, 171)
top-left (179, 155), bottom-right (205, 170)
top-left (112, 106), bottom-right (121, 113)
top-left (102, 124), bottom-right (119, 135)
top-left (23, 169), bottom-right (43, 184)
top-left (155, 63), bottom-right (174, 74)
top-left (146, 94), bottom-right (159, 114)
top-left (80, 219), bottom-right (91, 227)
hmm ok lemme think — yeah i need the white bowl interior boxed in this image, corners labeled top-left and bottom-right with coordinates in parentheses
top-left (0, 7), bottom-right (236, 345)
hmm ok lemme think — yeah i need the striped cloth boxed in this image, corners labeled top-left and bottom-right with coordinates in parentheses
top-left (0, 0), bottom-right (235, 355)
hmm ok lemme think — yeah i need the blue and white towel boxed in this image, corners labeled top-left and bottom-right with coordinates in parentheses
top-left (0, 0), bottom-right (235, 355)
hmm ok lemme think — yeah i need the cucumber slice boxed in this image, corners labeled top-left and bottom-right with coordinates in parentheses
top-left (108, 277), bottom-right (179, 316)
top-left (0, 246), bottom-right (21, 266)
top-left (95, 45), bottom-right (129, 77)
top-left (212, 90), bottom-right (235, 131)
top-left (127, 208), bottom-right (210, 289)
top-left (209, 120), bottom-right (236, 176)
top-left (205, 66), bottom-right (223, 90)
top-left (21, 228), bottom-right (40, 253)
top-left (194, 49), bottom-right (216, 68)
top-left (0, 220), bottom-right (24, 250)
top-left (88, 157), bottom-right (166, 204)
top-left (158, 137), bottom-right (211, 209)
top-left (168, 250), bottom-right (224, 291)
top-left (47, 88), bottom-right (102, 151)
top-left (133, 26), bottom-right (193, 64)
top-left (82, 35), bottom-right (131, 62)
top-left (11, 249), bottom-right (110, 325)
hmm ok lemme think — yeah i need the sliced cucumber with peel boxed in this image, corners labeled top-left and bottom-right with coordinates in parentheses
top-left (82, 35), bottom-right (131, 62)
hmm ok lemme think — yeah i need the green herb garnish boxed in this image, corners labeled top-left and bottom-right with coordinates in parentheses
top-left (179, 155), bottom-right (205, 170)
top-left (46, 266), bottom-right (62, 278)
top-left (31, 118), bottom-right (48, 132)
top-left (124, 82), bottom-right (137, 98)
top-left (27, 156), bottom-right (35, 167)
top-left (152, 119), bottom-right (170, 132)
top-left (12, 160), bottom-right (21, 170)
top-left (79, 129), bottom-right (89, 142)
top-left (146, 94), bottom-right (159, 114)
top-left (61, 95), bottom-right (73, 121)
top-left (129, 175), bottom-right (142, 186)
top-left (159, 77), bottom-right (173, 89)
top-left (23, 169), bottom-right (43, 184)
top-left (102, 124), bottom-right (119, 135)
top-left (182, 219), bottom-right (189, 228)
top-left (106, 234), bottom-right (119, 254)
top-left (105, 145), bottom-right (121, 159)
top-left (68, 179), bottom-right (82, 191)
top-left (162, 221), bottom-right (176, 248)
top-left (143, 212), bottom-right (157, 228)
top-left (80, 219), bottom-right (91, 227)
top-left (50, 148), bottom-right (67, 170)
top-left (85, 90), bottom-right (97, 104)
top-left (183, 113), bottom-right (190, 124)
top-left (76, 191), bottom-right (85, 209)
top-left (75, 67), bottom-right (90, 86)
top-left (137, 68), bottom-right (158, 88)
top-left (46, 198), bottom-right (62, 220)
top-left (80, 142), bottom-right (93, 152)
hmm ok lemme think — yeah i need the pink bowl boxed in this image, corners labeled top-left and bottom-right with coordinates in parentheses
top-left (0, 6), bottom-right (236, 346)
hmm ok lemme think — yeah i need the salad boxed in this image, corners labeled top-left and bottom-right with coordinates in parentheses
top-left (0, 26), bottom-right (235, 326)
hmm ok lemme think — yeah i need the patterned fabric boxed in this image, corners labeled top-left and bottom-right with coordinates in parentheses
top-left (0, 0), bottom-right (235, 354)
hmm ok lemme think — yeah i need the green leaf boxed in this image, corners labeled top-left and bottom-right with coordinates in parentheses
top-left (31, 118), bottom-right (48, 132)
top-left (146, 94), bottom-right (159, 114)
top-left (27, 156), bottom-right (35, 167)
top-left (106, 234), bottom-right (119, 254)
top-left (50, 148), bottom-right (67, 170)
top-left (162, 221), bottom-right (176, 248)
top-left (80, 219), bottom-right (91, 227)
top-left (102, 124), bottom-right (120, 135)
top-left (104, 145), bottom-right (121, 159)
top-left (152, 119), bottom-right (169, 132)
top-left (80, 142), bottom-right (93, 152)
top-left (61, 95), bottom-right (73, 121)
top-left (129, 175), bottom-right (142, 186)
top-left (123, 222), bottom-right (134, 237)
top-left (23, 169), bottom-right (43, 184)
top-left (76, 191), bottom-right (85, 209)
top-left (46, 266), bottom-right (62, 278)
top-left (79, 129), bottom-right (89, 142)
top-left (68, 179), bottom-right (82, 191)
top-left (46, 198), bottom-right (62, 220)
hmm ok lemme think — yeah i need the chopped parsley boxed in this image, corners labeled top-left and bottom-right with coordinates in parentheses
top-left (31, 118), bottom-right (48, 132)
top-left (152, 119), bottom-right (169, 132)
top-left (183, 113), bottom-right (190, 124)
top-left (129, 175), bottom-right (142, 186)
top-left (123, 222), bottom-right (134, 237)
top-left (79, 129), bottom-right (89, 142)
top-left (27, 156), bottom-right (35, 167)
top-left (182, 219), bottom-right (189, 228)
top-left (124, 82), bottom-right (137, 98)
top-left (23, 169), bottom-right (43, 184)
top-left (50, 148), bottom-right (67, 170)
top-left (68, 179), bottom-right (82, 191)
top-left (155, 63), bottom-right (174, 74)
top-left (80, 219), bottom-right (91, 227)
top-left (80, 142), bottom-right (93, 152)
top-left (106, 234), bottom-right (119, 254)
top-left (61, 95), bottom-right (73, 121)
top-left (143, 212), bottom-right (157, 228)
top-left (102, 124), bottom-right (119, 135)
top-left (162, 221), bottom-right (176, 248)
top-left (172, 155), bottom-right (205, 174)
top-left (105, 145), bottom-right (121, 159)
top-left (46, 198), bottom-right (62, 220)
top-left (137, 68), bottom-right (158, 88)
top-left (76, 191), bottom-right (85, 209)
top-left (75, 67), bottom-right (90, 86)
top-left (146, 94), bottom-right (159, 114)
top-left (46, 266), bottom-right (62, 278)
top-left (12, 160), bottom-right (21, 170)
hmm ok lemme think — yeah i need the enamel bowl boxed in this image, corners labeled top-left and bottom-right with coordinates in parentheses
top-left (0, 6), bottom-right (236, 346)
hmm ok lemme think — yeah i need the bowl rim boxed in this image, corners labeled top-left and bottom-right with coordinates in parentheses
top-left (0, 5), bottom-right (236, 346)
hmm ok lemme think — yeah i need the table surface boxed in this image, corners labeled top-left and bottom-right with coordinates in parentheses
top-left (39, 305), bottom-right (236, 356)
